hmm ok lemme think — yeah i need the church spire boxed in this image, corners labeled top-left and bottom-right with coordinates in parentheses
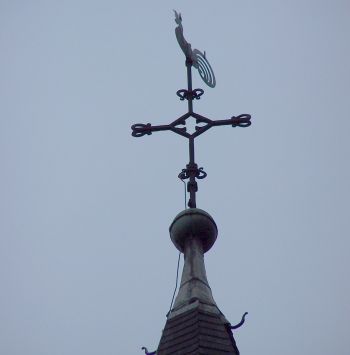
top-left (133, 12), bottom-right (251, 354)
top-left (156, 208), bottom-right (242, 354)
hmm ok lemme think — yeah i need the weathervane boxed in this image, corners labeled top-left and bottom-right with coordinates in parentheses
top-left (131, 11), bottom-right (251, 208)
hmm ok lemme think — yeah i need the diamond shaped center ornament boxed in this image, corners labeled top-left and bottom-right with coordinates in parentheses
top-left (170, 113), bottom-right (212, 138)
top-left (173, 115), bottom-right (208, 136)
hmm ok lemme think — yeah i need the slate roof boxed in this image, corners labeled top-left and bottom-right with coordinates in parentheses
top-left (157, 302), bottom-right (239, 355)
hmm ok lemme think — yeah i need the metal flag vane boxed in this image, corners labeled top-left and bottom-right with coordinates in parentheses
top-left (131, 11), bottom-right (252, 208)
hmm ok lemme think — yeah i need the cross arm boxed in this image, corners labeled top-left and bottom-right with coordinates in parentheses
top-left (193, 113), bottom-right (251, 128)
top-left (190, 113), bottom-right (251, 138)
top-left (131, 123), bottom-right (173, 137)
top-left (211, 114), bottom-right (251, 128)
top-left (131, 113), bottom-right (193, 139)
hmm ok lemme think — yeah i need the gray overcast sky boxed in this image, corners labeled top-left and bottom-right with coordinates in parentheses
top-left (1, 1), bottom-right (350, 354)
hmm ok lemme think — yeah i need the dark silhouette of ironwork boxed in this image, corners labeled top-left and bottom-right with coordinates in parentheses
top-left (141, 346), bottom-right (156, 355)
top-left (229, 312), bottom-right (248, 330)
top-left (131, 12), bottom-right (252, 208)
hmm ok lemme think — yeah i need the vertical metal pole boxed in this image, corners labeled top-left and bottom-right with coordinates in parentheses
top-left (185, 59), bottom-right (195, 208)
top-left (186, 60), bottom-right (193, 113)
top-left (186, 59), bottom-right (197, 208)
top-left (189, 137), bottom-right (195, 164)
top-left (188, 138), bottom-right (197, 208)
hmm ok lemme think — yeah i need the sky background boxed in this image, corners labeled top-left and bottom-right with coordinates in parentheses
top-left (1, 1), bottom-right (350, 354)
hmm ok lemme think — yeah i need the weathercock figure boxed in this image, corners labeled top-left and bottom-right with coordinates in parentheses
top-left (174, 10), bottom-right (216, 88)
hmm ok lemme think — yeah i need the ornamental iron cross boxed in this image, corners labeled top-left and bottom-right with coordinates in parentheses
top-left (131, 11), bottom-right (251, 208)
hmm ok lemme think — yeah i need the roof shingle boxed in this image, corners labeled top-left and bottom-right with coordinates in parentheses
top-left (157, 302), bottom-right (239, 355)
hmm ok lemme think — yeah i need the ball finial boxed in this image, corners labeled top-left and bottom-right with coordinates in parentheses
top-left (169, 208), bottom-right (217, 253)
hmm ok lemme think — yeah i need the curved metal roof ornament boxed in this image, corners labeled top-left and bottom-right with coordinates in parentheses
top-left (174, 10), bottom-right (216, 88)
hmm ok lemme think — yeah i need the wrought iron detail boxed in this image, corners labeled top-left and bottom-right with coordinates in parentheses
top-left (229, 312), bottom-right (248, 330)
top-left (141, 347), bottom-right (156, 355)
top-left (131, 123), bottom-right (152, 137)
top-left (178, 165), bottom-right (207, 180)
top-left (131, 113), bottom-right (251, 140)
top-left (131, 12), bottom-right (252, 208)
top-left (176, 88), bottom-right (204, 101)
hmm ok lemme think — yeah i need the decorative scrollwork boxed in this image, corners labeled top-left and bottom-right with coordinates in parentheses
top-left (178, 165), bottom-right (207, 180)
top-left (231, 114), bottom-right (251, 127)
top-left (192, 89), bottom-right (204, 99)
top-left (131, 123), bottom-right (152, 137)
top-left (197, 167), bottom-right (207, 179)
top-left (176, 90), bottom-right (188, 101)
top-left (176, 89), bottom-right (204, 101)
top-left (178, 169), bottom-right (188, 180)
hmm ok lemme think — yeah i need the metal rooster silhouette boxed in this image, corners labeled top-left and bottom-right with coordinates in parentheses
top-left (174, 10), bottom-right (216, 88)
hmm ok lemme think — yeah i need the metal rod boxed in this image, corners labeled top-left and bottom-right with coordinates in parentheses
top-left (189, 137), bottom-right (195, 164)
top-left (188, 178), bottom-right (196, 208)
top-left (188, 137), bottom-right (196, 208)
top-left (186, 61), bottom-right (193, 114)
